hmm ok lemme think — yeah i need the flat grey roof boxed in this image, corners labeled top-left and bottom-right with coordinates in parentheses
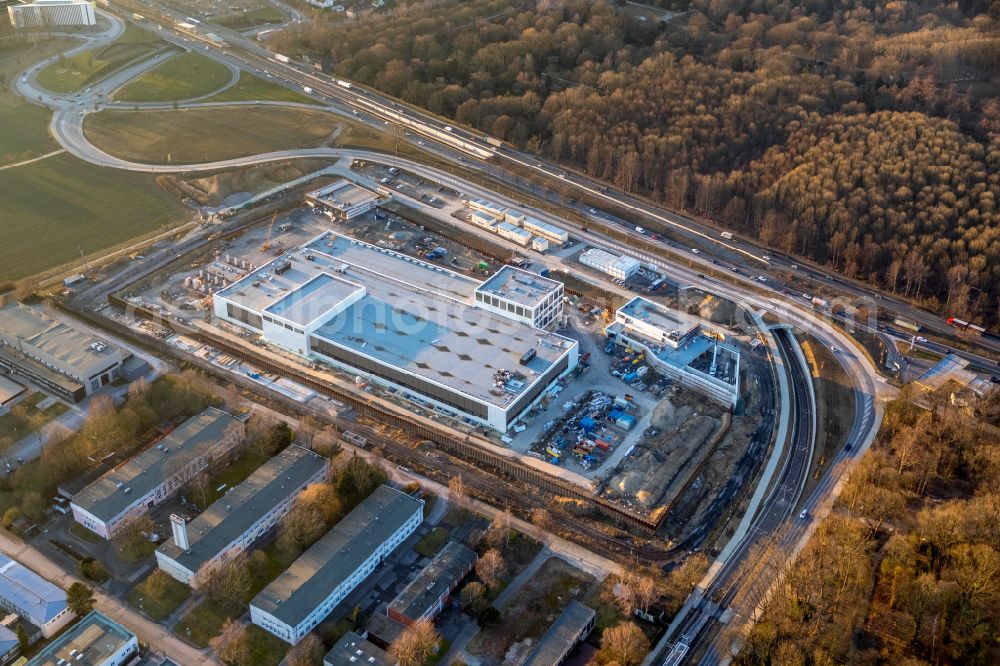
top-left (0, 303), bottom-right (121, 374)
top-left (251, 485), bottom-right (422, 628)
top-left (156, 446), bottom-right (326, 573)
top-left (0, 375), bottom-right (26, 404)
top-left (73, 407), bottom-right (242, 522)
top-left (28, 611), bottom-right (134, 666)
top-left (523, 600), bottom-right (596, 666)
top-left (0, 555), bottom-right (67, 624)
top-left (219, 232), bottom-right (576, 408)
top-left (265, 273), bottom-right (363, 327)
top-left (477, 266), bottom-right (561, 309)
top-left (389, 540), bottom-right (476, 622)
top-left (324, 631), bottom-right (389, 666)
top-left (0, 346), bottom-right (82, 394)
top-left (307, 179), bottom-right (380, 209)
top-left (619, 297), bottom-right (699, 336)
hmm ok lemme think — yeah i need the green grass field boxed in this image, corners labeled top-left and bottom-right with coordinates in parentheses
top-left (174, 599), bottom-right (234, 647)
top-left (115, 52), bottom-right (233, 102)
top-left (217, 6), bottom-right (285, 30)
top-left (0, 153), bottom-right (187, 281)
top-left (0, 38), bottom-right (78, 165)
top-left (84, 106), bottom-right (339, 163)
top-left (128, 570), bottom-right (191, 621)
top-left (204, 72), bottom-right (318, 104)
top-left (36, 24), bottom-right (165, 93)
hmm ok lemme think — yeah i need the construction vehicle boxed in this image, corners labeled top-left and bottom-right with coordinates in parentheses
top-left (260, 212), bottom-right (277, 252)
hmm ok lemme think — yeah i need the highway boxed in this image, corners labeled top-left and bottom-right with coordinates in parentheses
top-left (13, 9), bottom-right (892, 663)
top-left (108, 0), bottom-right (1000, 366)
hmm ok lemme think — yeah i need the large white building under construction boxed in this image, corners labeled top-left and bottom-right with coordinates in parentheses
top-left (213, 232), bottom-right (577, 431)
top-left (7, 0), bottom-right (96, 28)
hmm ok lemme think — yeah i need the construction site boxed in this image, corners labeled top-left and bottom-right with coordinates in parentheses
top-left (76, 163), bottom-right (780, 563)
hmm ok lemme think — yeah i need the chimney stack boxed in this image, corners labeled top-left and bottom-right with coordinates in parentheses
top-left (170, 513), bottom-right (189, 550)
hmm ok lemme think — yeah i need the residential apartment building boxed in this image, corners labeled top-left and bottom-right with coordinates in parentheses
top-left (71, 407), bottom-right (245, 538)
top-left (250, 485), bottom-right (423, 644)
top-left (156, 445), bottom-right (327, 584)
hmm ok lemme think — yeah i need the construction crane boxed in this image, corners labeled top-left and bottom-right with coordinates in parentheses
top-left (260, 212), bottom-right (277, 252)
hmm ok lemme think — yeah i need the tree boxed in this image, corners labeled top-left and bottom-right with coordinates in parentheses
top-left (287, 632), bottom-right (324, 666)
top-left (254, 420), bottom-right (294, 457)
top-left (530, 508), bottom-right (554, 532)
top-left (476, 549), bottom-right (506, 589)
top-left (193, 554), bottom-right (251, 613)
top-left (1, 507), bottom-right (20, 528)
top-left (448, 474), bottom-right (464, 501)
top-left (79, 557), bottom-right (109, 583)
top-left (16, 624), bottom-right (28, 653)
top-left (387, 618), bottom-right (439, 666)
top-left (210, 619), bottom-right (250, 665)
top-left (599, 621), bottom-right (650, 666)
top-left (67, 582), bottom-right (94, 616)
top-left (112, 514), bottom-right (155, 559)
top-left (459, 581), bottom-right (488, 616)
top-left (277, 483), bottom-right (340, 557)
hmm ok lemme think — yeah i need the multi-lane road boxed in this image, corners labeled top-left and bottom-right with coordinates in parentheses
top-left (113, 0), bottom-right (1000, 366)
top-left (12, 9), bottom-right (896, 664)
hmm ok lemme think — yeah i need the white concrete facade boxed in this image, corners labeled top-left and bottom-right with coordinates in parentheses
top-left (250, 491), bottom-right (423, 645)
top-left (580, 248), bottom-right (641, 280)
top-left (7, 0), bottom-right (96, 28)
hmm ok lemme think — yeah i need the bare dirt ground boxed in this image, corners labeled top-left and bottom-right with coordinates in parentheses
top-left (603, 390), bottom-right (725, 511)
top-left (160, 158), bottom-right (338, 207)
top-left (467, 557), bottom-right (595, 665)
top-left (799, 334), bottom-right (856, 500)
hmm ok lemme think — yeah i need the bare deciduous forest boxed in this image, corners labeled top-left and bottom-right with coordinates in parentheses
top-left (273, 0), bottom-right (1000, 324)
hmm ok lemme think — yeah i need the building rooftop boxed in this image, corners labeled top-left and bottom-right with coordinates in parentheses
top-left (476, 266), bottom-right (561, 309)
top-left (264, 272), bottom-right (364, 327)
top-left (0, 375), bottom-right (26, 404)
top-left (0, 555), bottom-right (67, 624)
top-left (0, 346), bottom-right (82, 395)
top-left (917, 353), bottom-right (977, 392)
top-left (580, 248), bottom-right (640, 272)
top-left (28, 612), bottom-right (134, 666)
top-left (619, 297), bottom-right (699, 340)
top-left (219, 232), bottom-right (576, 409)
top-left (73, 407), bottom-right (242, 522)
top-left (389, 540), bottom-right (476, 622)
top-left (306, 179), bottom-right (380, 211)
top-left (523, 601), bottom-right (596, 666)
top-left (252, 485), bottom-right (422, 628)
top-left (324, 631), bottom-right (389, 666)
top-left (156, 446), bottom-right (326, 573)
top-left (0, 304), bottom-right (121, 375)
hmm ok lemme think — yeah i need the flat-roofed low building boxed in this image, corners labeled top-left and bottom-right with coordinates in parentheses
top-left (306, 179), bottom-right (382, 220)
top-left (0, 556), bottom-right (71, 638)
top-left (324, 631), bottom-right (389, 666)
top-left (213, 232), bottom-right (577, 432)
top-left (579, 248), bottom-right (640, 280)
top-left (250, 485), bottom-right (423, 645)
top-left (71, 407), bottom-right (245, 539)
top-left (156, 445), bottom-right (328, 584)
top-left (468, 198), bottom-right (506, 220)
top-left (475, 266), bottom-right (564, 330)
top-left (615, 297), bottom-right (700, 350)
top-left (0, 304), bottom-right (124, 402)
top-left (607, 297), bottom-right (740, 407)
top-left (496, 221), bottom-right (532, 247)
top-left (8, 0), bottom-right (96, 28)
top-left (388, 540), bottom-right (476, 626)
top-left (27, 611), bottom-right (138, 666)
top-left (0, 375), bottom-right (26, 414)
top-left (522, 600), bottom-right (596, 666)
